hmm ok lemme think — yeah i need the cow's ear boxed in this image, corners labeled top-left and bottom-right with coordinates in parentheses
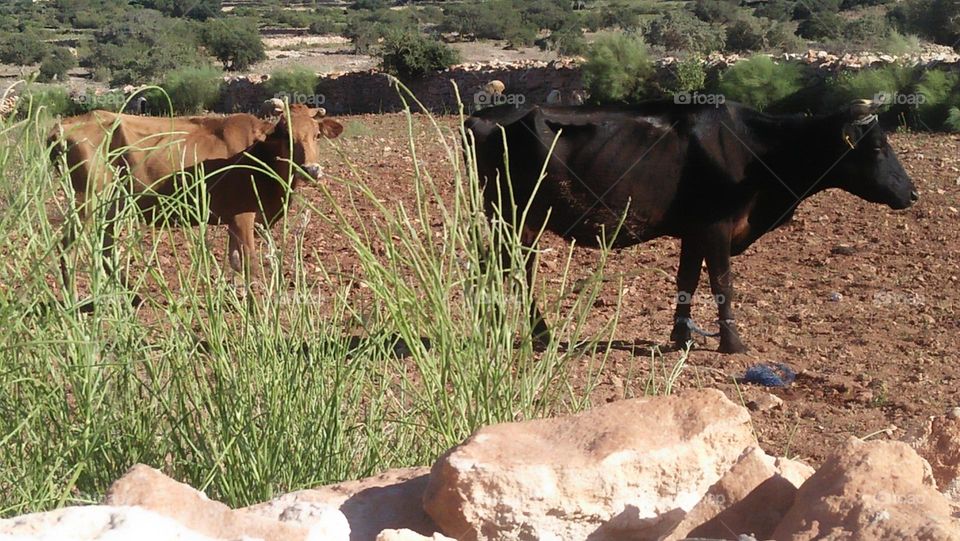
top-left (841, 99), bottom-right (881, 149)
top-left (320, 119), bottom-right (343, 139)
top-left (311, 107), bottom-right (327, 118)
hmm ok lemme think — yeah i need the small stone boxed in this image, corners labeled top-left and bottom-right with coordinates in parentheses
top-left (747, 393), bottom-right (784, 412)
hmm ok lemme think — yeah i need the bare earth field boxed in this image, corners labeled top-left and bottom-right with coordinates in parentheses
top-left (61, 113), bottom-right (960, 466)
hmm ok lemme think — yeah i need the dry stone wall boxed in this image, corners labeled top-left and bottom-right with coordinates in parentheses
top-left (217, 48), bottom-right (960, 116)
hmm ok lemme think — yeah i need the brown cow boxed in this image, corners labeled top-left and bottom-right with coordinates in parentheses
top-left (51, 102), bottom-right (343, 301)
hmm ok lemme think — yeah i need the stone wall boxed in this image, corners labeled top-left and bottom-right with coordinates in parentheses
top-left (217, 48), bottom-right (960, 116)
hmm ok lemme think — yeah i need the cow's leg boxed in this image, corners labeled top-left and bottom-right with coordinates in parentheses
top-left (702, 225), bottom-right (747, 354)
top-left (670, 238), bottom-right (705, 349)
top-left (226, 212), bottom-right (257, 276)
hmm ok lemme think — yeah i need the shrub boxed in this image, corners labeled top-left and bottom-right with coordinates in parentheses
top-left (643, 11), bottom-right (727, 54)
top-left (725, 16), bottom-right (767, 52)
top-left (670, 56), bottom-right (707, 94)
top-left (597, 4), bottom-right (644, 30)
top-left (86, 11), bottom-right (205, 85)
top-left (888, 0), bottom-right (960, 46)
top-left (796, 11), bottom-right (845, 40)
top-left (136, 0), bottom-right (221, 21)
top-left (693, 0), bottom-right (740, 23)
top-left (0, 31), bottom-right (48, 66)
top-left (753, 0), bottom-right (794, 22)
top-left (842, 13), bottom-right (892, 44)
top-left (345, 8), bottom-right (417, 53)
top-left (582, 33), bottom-right (655, 103)
top-left (263, 67), bottom-right (320, 106)
top-left (308, 18), bottom-right (337, 35)
top-left (545, 24), bottom-right (588, 56)
top-left (520, 0), bottom-right (576, 32)
top-left (202, 18), bottom-right (266, 71)
top-left (379, 31), bottom-right (461, 80)
top-left (17, 86), bottom-right (80, 118)
top-left (946, 107), bottom-right (960, 132)
top-left (38, 47), bottom-right (76, 83)
top-left (792, 0), bottom-right (840, 18)
top-left (153, 66), bottom-right (223, 115)
top-left (830, 64), bottom-right (915, 106)
top-left (718, 56), bottom-right (805, 110)
top-left (879, 31), bottom-right (921, 55)
top-left (915, 69), bottom-right (960, 130)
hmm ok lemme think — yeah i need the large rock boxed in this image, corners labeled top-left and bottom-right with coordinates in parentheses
top-left (422, 389), bottom-right (756, 541)
top-left (375, 529), bottom-right (456, 541)
top-left (242, 467), bottom-right (437, 541)
top-left (773, 437), bottom-right (960, 540)
top-left (0, 505), bottom-right (224, 540)
top-left (665, 447), bottom-right (814, 540)
top-left (104, 464), bottom-right (346, 541)
top-left (908, 414), bottom-right (960, 501)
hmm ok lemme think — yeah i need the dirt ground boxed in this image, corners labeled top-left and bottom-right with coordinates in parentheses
top-left (59, 112), bottom-right (960, 466)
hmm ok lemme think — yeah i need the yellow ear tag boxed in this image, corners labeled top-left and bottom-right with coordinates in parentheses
top-left (843, 133), bottom-right (856, 150)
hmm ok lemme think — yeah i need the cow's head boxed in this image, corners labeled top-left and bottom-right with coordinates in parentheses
top-left (832, 99), bottom-right (918, 209)
top-left (268, 102), bottom-right (343, 182)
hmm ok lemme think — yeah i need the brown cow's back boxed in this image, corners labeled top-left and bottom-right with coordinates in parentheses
top-left (50, 111), bottom-right (273, 212)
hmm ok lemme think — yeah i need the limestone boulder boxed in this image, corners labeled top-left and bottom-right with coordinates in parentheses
top-left (242, 467), bottom-right (437, 541)
top-left (423, 389), bottom-right (756, 541)
top-left (104, 464), bottom-right (346, 541)
top-left (772, 437), bottom-right (960, 540)
top-left (665, 447), bottom-right (814, 540)
top-left (908, 414), bottom-right (960, 502)
top-left (0, 505), bottom-right (224, 540)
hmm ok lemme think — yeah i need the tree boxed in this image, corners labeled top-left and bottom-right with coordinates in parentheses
top-left (0, 31), bottom-right (48, 66)
top-left (38, 47), bottom-right (77, 82)
top-left (201, 18), bottom-right (266, 71)
top-left (135, 0), bottom-right (221, 20)
top-left (86, 10), bottom-right (205, 85)
top-left (379, 30), bottom-right (460, 80)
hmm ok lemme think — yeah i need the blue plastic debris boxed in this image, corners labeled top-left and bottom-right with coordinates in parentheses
top-left (740, 363), bottom-right (797, 387)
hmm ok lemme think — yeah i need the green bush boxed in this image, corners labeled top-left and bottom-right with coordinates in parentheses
top-left (796, 11), bottom-right (844, 40)
top-left (643, 11), bottom-right (726, 54)
top-left (38, 47), bottom-right (77, 83)
top-left (753, 0), bottom-right (794, 22)
top-left (544, 24), bottom-right (588, 56)
top-left (670, 56), bottom-right (707, 94)
top-left (582, 32), bottom-right (655, 103)
top-left (718, 56), bottom-right (806, 110)
top-left (17, 86), bottom-right (81, 118)
top-left (263, 67), bottom-right (320, 105)
top-left (153, 66), bottom-right (223, 115)
top-left (879, 31), bottom-right (921, 55)
top-left (888, 0), bottom-right (960, 46)
top-left (0, 31), bottom-right (48, 66)
top-left (842, 13), bottom-right (893, 44)
top-left (694, 0), bottom-right (740, 23)
top-left (85, 11), bottom-right (205, 85)
top-left (379, 31), bottom-right (461, 80)
top-left (136, 0), bottom-right (221, 21)
top-left (915, 69), bottom-right (960, 130)
top-left (725, 16), bottom-right (767, 52)
top-left (946, 107), bottom-right (960, 132)
top-left (308, 18), bottom-right (337, 35)
top-left (202, 18), bottom-right (266, 71)
top-left (830, 64), bottom-right (915, 106)
top-left (345, 8), bottom-right (418, 54)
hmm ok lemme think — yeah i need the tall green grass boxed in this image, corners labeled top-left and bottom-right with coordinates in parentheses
top-left (0, 89), bottom-right (688, 515)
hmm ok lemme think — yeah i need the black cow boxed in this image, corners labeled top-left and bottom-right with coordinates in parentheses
top-left (465, 99), bottom-right (918, 353)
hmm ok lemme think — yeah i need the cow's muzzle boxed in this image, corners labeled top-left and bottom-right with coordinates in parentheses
top-left (303, 163), bottom-right (323, 181)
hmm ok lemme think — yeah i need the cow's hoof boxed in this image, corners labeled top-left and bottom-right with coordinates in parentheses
top-left (717, 320), bottom-right (747, 354)
top-left (670, 322), bottom-right (693, 350)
